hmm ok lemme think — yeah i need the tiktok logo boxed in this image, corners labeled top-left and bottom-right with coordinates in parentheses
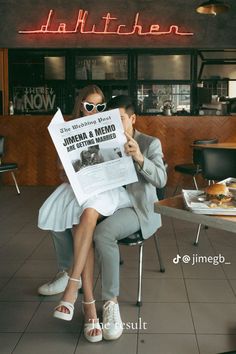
top-left (173, 254), bottom-right (182, 264)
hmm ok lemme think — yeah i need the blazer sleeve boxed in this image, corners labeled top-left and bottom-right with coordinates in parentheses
top-left (135, 138), bottom-right (167, 188)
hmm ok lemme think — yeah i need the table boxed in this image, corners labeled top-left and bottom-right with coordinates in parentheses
top-left (154, 195), bottom-right (236, 233)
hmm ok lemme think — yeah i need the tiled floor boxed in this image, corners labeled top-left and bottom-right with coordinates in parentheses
top-left (0, 186), bottom-right (236, 354)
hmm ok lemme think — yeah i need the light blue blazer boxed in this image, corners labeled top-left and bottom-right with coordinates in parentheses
top-left (126, 130), bottom-right (167, 239)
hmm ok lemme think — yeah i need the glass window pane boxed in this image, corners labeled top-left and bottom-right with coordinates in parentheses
top-left (75, 55), bottom-right (128, 80)
top-left (11, 57), bottom-right (44, 84)
top-left (12, 85), bottom-right (66, 114)
top-left (201, 64), bottom-right (236, 80)
top-left (200, 50), bottom-right (236, 60)
top-left (138, 55), bottom-right (191, 80)
top-left (111, 86), bottom-right (129, 97)
top-left (45, 57), bottom-right (65, 80)
top-left (137, 84), bottom-right (191, 114)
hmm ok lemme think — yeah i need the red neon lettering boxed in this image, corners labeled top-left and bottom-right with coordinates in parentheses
top-left (18, 9), bottom-right (194, 36)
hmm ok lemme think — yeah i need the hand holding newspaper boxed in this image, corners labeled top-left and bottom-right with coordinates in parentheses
top-left (48, 108), bottom-right (138, 205)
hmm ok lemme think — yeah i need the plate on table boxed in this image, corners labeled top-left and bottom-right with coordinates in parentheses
top-left (182, 189), bottom-right (236, 215)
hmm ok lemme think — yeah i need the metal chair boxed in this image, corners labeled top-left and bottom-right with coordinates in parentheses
top-left (194, 147), bottom-right (236, 245)
top-left (118, 229), bottom-right (165, 307)
top-left (201, 148), bottom-right (236, 181)
top-left (118, 181), bottom-right (167, 307)
top-left (0, 135), bottom-right (20, 194)
top-left (174, 138), bottom-right (218, 193)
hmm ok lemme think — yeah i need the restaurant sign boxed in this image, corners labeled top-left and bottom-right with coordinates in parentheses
top-left (18, 9), bottom-right (194, 37)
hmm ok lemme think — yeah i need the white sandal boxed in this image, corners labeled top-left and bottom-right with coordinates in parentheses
top-left (82, 300), bottom-right (102, 343)
top-left (53, 277), bottom-right (80, 321)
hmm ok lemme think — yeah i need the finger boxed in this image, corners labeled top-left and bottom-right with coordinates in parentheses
top-left (124, 142), bottom-right (130, 150)
top-left (124, 131), bottom-right (132, 139)
top-left (125, 131), bottom-right (135, 142)
top-left (127, 139), bottom-right (137, 147)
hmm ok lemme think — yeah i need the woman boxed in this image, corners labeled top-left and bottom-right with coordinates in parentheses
top-left (38, 85), bottom-right (132, 342)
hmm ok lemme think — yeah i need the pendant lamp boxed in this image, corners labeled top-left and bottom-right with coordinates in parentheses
top-left (196, 0), bottom-right (230, 15)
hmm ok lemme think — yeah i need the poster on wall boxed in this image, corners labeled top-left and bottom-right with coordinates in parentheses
top-left (12, 86), bottom-right (65, 114)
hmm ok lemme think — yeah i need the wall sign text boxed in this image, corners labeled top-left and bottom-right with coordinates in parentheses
top-left (18, 9), bottom-right (194, 37)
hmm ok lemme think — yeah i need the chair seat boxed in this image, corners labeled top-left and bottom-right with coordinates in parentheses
top-left (0, 162), bottom-right (18, 172)
top-left (174, 163), bottom-right (202, 176)
top-left (118, 231), bottom-right (143, 246)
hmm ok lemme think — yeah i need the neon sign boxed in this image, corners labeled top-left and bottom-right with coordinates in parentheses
top-left (18, 9), bottom-right (194, 36)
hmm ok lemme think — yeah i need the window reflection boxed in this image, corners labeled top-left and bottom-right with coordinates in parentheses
top-left (45, 57), bottom-right (65, 80)
top-left (75, 55), bottom-right (128, 80)
top-left (138, 84), bottom-right (191, 114)
top-left (138, 55), bottom-right (191, 80)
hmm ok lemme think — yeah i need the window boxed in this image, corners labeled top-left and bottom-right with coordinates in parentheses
top-left (45, 57), bottom-right (65, 80)
top-left (75, 55), bottom-right (128, 80)
top-left (138, 55), bottom-right (191, 80)
top-left (9, 51), bottom-right (67, 114)
top-left (137, 84), bottom-right (191, 114)
top-left (9, 49), bottom-right (196, 116)
top-left (137, 53), bottom-right (192, 114)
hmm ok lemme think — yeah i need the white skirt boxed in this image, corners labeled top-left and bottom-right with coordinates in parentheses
top-left (38, 183), bottom-right (132, 232)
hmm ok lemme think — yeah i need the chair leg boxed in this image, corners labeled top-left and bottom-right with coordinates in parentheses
top-left (173, 184), bottom-right (179, 196)
top-left (193, 176), bottom-right (198, 190)
top-left (119, 248), bottom-right (124, 265)
top-left (194, 224), bottom-right (202, 246)
top-left (136, 243), bottom-right (143, 307)
top-left (153, 233), bottom-right (165, 273)
top-left (11, 172), bottom-right (20, 194)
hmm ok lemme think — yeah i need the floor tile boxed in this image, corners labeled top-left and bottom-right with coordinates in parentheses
top-left (229, 280), bottom-right (236, 296)
top-left (197, 334), bottom-right (236, 354)
top-left (0, 333), bottom-right (22, 354)
top-left (120, 258), bottom-right (182, 279)
top-left (75, 333), bottom-right (137, 354)
top-left (0, 233), bottom-right (45, 260)
top-left (0, 232), bottom-right (16, 248)
top-left (142, 278), bottom-right (188, 302)
top-left (139, 303), bottom-right (194, 334)
top-left (182, 261), bottom-right (226, 279)
top-left (0, 278), bottom-right (10, 291)
top-left (0, 302), bottom-right (39, 332)
top-left (26, 301), bottom-right (83, 333)
top-left (0, 277), bottom-right (44, 301)
top-left (222, 261), bottom-right (236, 280)
top-left (28, 237), bottom-right (56, 260)
top-left (14, 260), bottom-right (58, 278)
top-left (13, 333), bottom-right (79, 354)
top-left (119, 303), bottom-right (140, 334)
top-left (138, 334), bottom-right (199, 354)
top-left (191, 303), bottom-right (236, 334)
top-left (185, 279), bottom-right (236, 302)
top-left (0, 260), bottom-right (25, 278)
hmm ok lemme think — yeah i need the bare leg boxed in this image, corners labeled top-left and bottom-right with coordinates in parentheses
top-left (57, 208), bottom-right (99, 313)
top-left (81, 245), bottom-right (101, 337)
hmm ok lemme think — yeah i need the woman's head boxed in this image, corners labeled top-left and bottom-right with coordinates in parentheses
top-left (72, 85), bottom-right (106, 118)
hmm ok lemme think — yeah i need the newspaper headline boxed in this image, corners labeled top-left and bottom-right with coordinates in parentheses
top-left (48, 108), bottom-right (138, 205)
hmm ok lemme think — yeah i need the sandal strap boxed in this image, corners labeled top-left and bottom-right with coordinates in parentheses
top-left (69, 277), bottom-right (81, 282)
top-left (84, 320), bottom-right (101, 331)
top-left (54, 300), bottom-right (74, 312)
top-left (82, 299), bottom-right (96, 305)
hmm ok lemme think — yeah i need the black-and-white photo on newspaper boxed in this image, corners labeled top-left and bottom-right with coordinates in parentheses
top-left (48, 108), bottom-right (138, 205)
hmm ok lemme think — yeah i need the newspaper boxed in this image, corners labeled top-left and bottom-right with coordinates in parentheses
top-left (48, 108), bottom-right (138, 205)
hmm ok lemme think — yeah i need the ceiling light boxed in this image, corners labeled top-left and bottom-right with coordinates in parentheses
top-left (196, 0), bottom-right (230, 15)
